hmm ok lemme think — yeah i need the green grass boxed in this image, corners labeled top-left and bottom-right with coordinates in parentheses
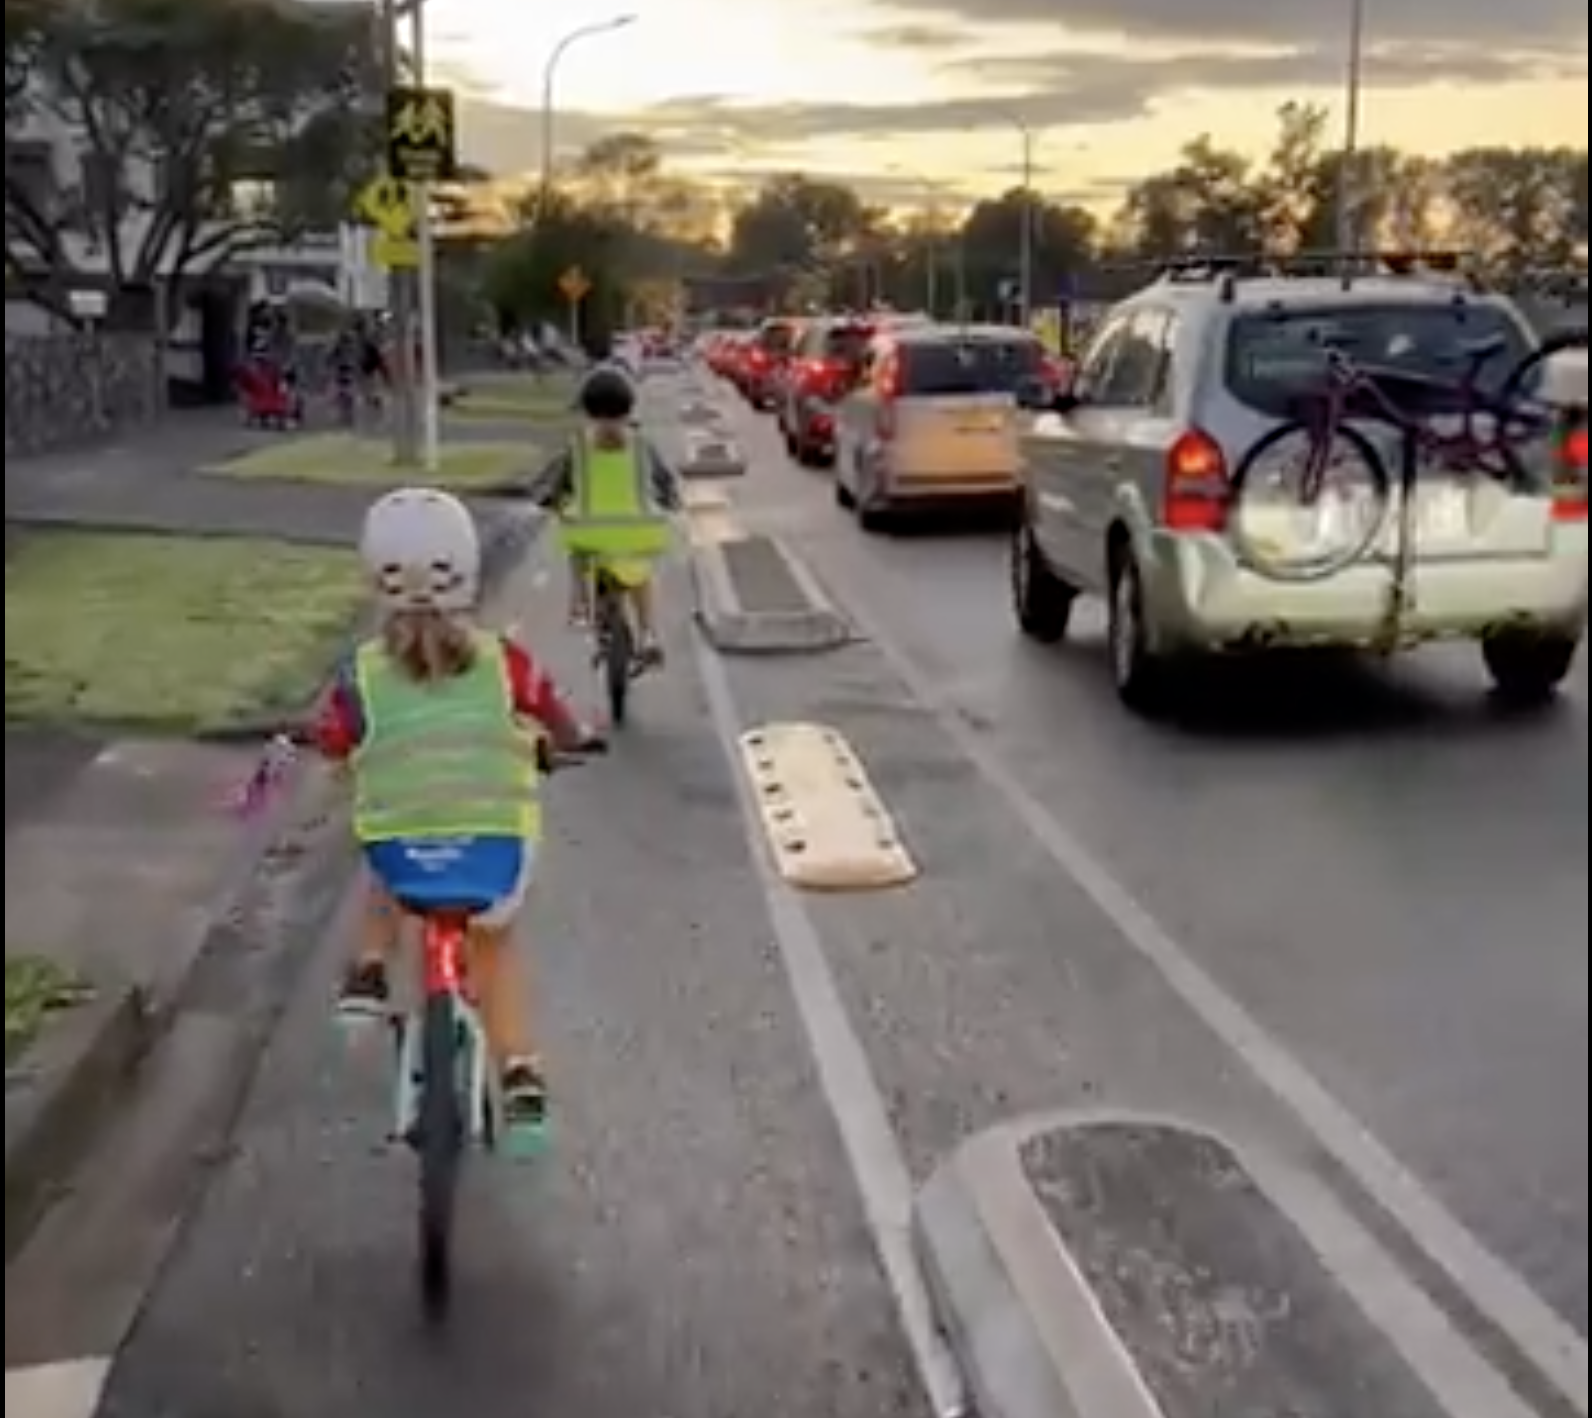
top-left (5, 531), bottom-right (364, 732)
top-left (448, 374), bottom-right (578, 425)
top-left (204, 434), bottom-right (534, 488)
top-left (5, 956), bottom-right (90, 1063)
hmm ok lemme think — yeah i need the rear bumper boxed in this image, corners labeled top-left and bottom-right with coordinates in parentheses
top-left (883, 470), bottom-right (1020, 502)
top-left (1143, 525), bottom-right (1589, 652)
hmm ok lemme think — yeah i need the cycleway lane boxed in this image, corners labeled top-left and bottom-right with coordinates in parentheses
top-left (96, 557), bottom-right (927, 1418)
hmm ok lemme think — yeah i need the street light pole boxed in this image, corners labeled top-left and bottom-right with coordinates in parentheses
top-left (407, 0), bottom-right (440, 473)
top-left (1334, 0), bottom-right (1367, 256)
top-left (537, 16), bottom-right (637, 228)
top-left (378, 0), bottom-right (418, 464)
top-left (1017, 125), bottom-right (1034, 328)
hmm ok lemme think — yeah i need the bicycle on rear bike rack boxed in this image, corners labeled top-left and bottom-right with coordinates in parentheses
top-left (1230, 326), bottom-right (1588, 584)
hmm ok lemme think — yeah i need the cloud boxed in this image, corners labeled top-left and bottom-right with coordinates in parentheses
top-left (866, 0), bottom-right (1587, 46)
top-left (849, 20), bottom-right (973, 50)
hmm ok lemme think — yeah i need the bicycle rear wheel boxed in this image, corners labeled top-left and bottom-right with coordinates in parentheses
top-left (1494, 330), bottom-right (1589, 483)
top-left (599, 585), bottom-right (633, 727)
top-left (417, 991), bottom-right (464, 1318)
top-left (1230, 420), bottom-right (1389, 582)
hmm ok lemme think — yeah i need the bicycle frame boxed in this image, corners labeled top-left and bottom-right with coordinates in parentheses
top-left (390, 912), bottom-right (494, 1148)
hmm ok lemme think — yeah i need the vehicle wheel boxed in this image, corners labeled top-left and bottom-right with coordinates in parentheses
top-left (1108, 549), bottom-right (1179, 715)
top-left (1481, 629), bottom-right (1580, 705)
top-left (1010, 519), bottom-right (1076, 643)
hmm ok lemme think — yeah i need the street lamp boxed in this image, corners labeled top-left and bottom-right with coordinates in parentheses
top-left (990, 107), bottom-right (1034, 326)
top-left (537, 15), bottom-right (637, 223)
top-left (887, 165), bottom-right (947, 316)
top-left (1334, 0), bottom-right (1367, 255)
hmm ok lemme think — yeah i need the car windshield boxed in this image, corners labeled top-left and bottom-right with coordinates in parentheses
top-left (901, 339), bottom-right (1041, 395)
top-left (1224, 302), bottom-right (1532, 416)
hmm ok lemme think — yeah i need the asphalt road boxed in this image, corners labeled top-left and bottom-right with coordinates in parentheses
top-left (723, 402), bottom-right (1589, 1344)
top-left (89, 387), bottom-right (1586, 1417)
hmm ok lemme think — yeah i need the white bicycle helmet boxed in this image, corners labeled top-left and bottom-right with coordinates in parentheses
top-left (359, 486), bottom-right (481, 611)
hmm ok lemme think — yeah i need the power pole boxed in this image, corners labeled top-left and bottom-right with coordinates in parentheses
top-left (379, 0), bottom-right (418, 464)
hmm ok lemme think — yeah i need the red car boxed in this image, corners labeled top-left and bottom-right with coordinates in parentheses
top-left (738, 316), bottom-right (802, 410)
top-left (776, 317), bottom-right (873, 466)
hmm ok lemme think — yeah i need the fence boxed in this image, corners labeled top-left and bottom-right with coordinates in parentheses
top-left (4, 332), bottom-right (164, 459)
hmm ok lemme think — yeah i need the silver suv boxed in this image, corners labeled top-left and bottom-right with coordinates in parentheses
top-left (1011, 256), bottom-right (1589, 713)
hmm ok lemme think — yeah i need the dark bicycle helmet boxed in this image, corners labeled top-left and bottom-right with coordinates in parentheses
top-left (578, 363), bottom-right (636, 421)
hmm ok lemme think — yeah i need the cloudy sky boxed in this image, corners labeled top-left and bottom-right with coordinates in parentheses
top-left (423, 0), bottom-right (1588, 205)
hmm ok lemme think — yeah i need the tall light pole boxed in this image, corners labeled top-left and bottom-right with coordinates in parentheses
top-left (1334, 0), bottom-right (1367, 256)
top-left (379, 0), bottom-right (418, 464)
top-left (537, 16), bottom-right (637, 226)
top-left (888, 165), bottom-right (945, 315)
top-left (404, 0), bottom-right (441, 472)
top-left (991, 109), bottom-right (1035, 326)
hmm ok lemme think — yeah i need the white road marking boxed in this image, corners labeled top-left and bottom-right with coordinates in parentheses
top-left (692, 632), bottom-right (968, 1418)
top-left (836, 582), bottom-right (1590, 1414)
top-left (6, 1359), bottom-right (111, 1418)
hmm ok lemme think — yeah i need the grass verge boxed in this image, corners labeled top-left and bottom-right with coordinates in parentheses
top-left (5, 530), bottom-right (363, 732)
top-left (5, 956), bottom-right (91, 1064)
top-left (204, 433), bottom-right (534, 488)
top-left (450, 374), bottom-right (578, 425)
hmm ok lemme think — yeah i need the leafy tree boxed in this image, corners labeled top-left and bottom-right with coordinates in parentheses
top-left (4, 0), bottom-right (377, 320)
top-left (728, 173), bottom-right (876, 276)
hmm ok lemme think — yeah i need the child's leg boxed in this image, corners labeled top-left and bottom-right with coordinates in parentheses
top-left (469, 867), bottom-right (544, 1124)
top-left (338, 872), bottom-right (402, 1013)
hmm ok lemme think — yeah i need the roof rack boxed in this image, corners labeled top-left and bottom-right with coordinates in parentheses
top-left (1148, 249), bottom-right (1485, 302)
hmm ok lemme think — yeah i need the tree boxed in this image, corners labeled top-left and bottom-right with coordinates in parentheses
top-left (482, 189), bottom-right (631, 338)
top-left (728, 173), bottom-right (876, 277)
top-left (4, 0), bottom-right (377, 321)
top-left (1445, 146), bottom-right (1585, 270)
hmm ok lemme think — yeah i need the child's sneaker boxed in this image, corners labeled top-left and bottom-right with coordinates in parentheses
top-left (336, 959), bottom-right (391, 1021)
top-left (500, 1057), bottom-right (549, 1154)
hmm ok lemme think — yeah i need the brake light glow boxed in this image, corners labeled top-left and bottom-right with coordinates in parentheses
top-left (1553, 421), bottom-right (1588, 522)
top-left (1163, 429), bottom-right (1229, 532)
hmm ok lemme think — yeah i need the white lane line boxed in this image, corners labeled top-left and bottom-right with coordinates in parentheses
top-left (6, 1359), bottom-right (111, 1418)
top-left (835, 584), bottom-right (1589, 1414)
top-left (691, 632), bottom-right (968, 1418)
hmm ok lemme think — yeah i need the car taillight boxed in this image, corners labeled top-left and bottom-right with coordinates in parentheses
top-left (1163, 429), bottom-right (1229, 532)
top-left (1038, 355), bottom-right (1065, 390)
top-left (1553, 420), bottom-right (1588, 522)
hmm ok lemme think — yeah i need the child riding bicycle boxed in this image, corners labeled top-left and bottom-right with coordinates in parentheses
top-left (314, 486), bottom-right (599, 1140)
top-left (529, 364), bottom-right (680, 661)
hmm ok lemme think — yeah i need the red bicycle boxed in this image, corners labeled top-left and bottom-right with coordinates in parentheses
top-left (1231, 326), bottom-right (1587, 581)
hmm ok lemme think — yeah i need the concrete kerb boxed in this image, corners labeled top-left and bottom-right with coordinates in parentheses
top-left (915, 1106), bottom-right (1534, 1418)
top-left (689, 535), bottom-right (854, 654)
top-left (2, 506), bottom-right (548, 1267)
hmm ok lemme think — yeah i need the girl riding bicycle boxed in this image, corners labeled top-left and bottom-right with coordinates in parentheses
top-left (314, 487), bottom-right (598, 1137)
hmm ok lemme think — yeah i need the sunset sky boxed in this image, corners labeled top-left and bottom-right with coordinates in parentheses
top-left (422, 0), bottom-right (1588, 208)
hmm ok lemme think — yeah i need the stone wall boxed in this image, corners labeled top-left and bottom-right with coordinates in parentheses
top-left (4, 332), bottom-right (163, 459)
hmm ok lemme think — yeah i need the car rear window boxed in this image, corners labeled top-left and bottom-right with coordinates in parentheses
top-left (1224, 302), bottom-right (1532, 416)
top-left (824, 325), bottom-right (872, 362)
top-left (900, 339), bottom-right (1041, 396)
top-left (758, 322), bottom-right (797, 353)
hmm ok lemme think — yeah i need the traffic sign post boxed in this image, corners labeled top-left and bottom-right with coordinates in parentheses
top-left (386, 85), bottom-right (457, 182)
top-left (357, 176), bottom-right (419, 269)
top-left (559, 265), bottom-right (591, 347)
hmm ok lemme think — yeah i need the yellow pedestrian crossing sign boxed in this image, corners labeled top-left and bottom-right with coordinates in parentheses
top-left (356, 176), bottom-right (419, 269)
top-left (386, 86), bottom-right (456, 181)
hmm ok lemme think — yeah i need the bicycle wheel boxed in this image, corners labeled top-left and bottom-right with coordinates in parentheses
top-left (417, 991), bottom-right (464, 1318)
top-left (1494, 329), bottom-right (1588, 483)
top-left (600, 589), bottom-right (633, 727)
top-left (1230, 420), bottom-right (1389, 582)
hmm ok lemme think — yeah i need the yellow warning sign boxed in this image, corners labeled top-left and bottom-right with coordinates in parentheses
top-left (356, 176), bottom-right (419, 268)
top-left (559, 265), bottom-right (591, 303)
top-left (737, 723), bottom-right (916, 891)
top-left (386, 86), bottom-right (456, 181)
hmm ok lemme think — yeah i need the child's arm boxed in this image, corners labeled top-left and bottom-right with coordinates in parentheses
top-left (502, 639), bottom-right (593, 749)
top-left (523, 444), bottom-right (574, 510)
top-left (643, 438), bottom-right (682, 511)
top-left (311, 660), bottom-right (364, 760)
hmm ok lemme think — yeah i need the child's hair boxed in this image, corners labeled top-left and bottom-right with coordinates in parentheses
top-left (381, 608), bottom-right (477, 682)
